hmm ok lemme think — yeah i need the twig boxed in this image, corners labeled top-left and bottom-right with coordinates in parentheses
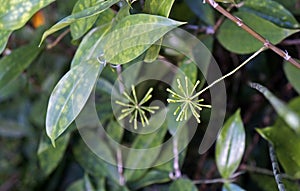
top-left (46, 29), bottom-right (70, 49)
top-left (269, 143), bottom-right (286, 191)
top-left (204, 0), bottom-right (300, 69)
top-left (193, 171), bottom-right (245, 184)
top-left (281, 39), bottom-right (300, 46)
top-left (117, 148), bottom-right (125, 185)
top-left (169, 136), bottom-right (182, 179)
top-left (240, 164), bottom-right (296, 180)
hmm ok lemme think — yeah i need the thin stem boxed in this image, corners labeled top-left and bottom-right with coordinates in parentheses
top-left (193, 171), bottom-right (245, 184)
top-left (269, 143), bottom-right (286, 191)
top-left (46, 29), bottom-right (70, 49)
top-left (117, 148), bottom-right (125, 185)
top-left (169, 136), bottom-right (182, 179)
top-left (191, 46), bottom-right (266, 99)
top-left (205, 0), bottom-right (300, 69)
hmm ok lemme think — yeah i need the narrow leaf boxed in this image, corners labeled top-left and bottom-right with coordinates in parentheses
top-left (71, 23), bottom-right (112, 68)
top-left (217, 11), bottom-right (299, 54)
top-left (103, 14), bottom-right (185, 64)
top-left (39, 0), bottom-right (119, 45)
top-left (143, 0), bottom-right (175, 62)
top-left (0, 0), bottom-right (55, 30)
top-left (242, 0), bottom-right (299, 28)
top-left (250, 82), bottom-right (300, 134)
top-left (70, 0), bottom-right (99, 40)
top-left (256, 97), bottom-right (300, 178)
top-left (216, 109), bottom-right (245, 178)
top-left (46, 59), bottom-right (105, 144)
top-left (0, 30), bottom-right (12, 54)
top-left (0, 43), bottom-right (42, 91)
top-left (284, 60), bottom-right (300, 94)
top-left (169, 178), bottom-right (198, 191)
top-left (37, 133), bottom-right (70, 176)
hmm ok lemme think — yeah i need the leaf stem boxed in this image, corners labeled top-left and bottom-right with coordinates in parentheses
top-left (269, 143), bottom-right (286, 191)
top-left (204, 0), bottom-right (300, 69)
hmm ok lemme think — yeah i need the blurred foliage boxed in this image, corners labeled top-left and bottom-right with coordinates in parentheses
top-left (0, 0), bottom-right (300, 190)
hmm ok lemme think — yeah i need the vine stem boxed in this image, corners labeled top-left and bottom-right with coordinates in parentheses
top-left (269, 143), bottom-right (286, 191)
top-left (191, 46), bottom-right (266, 99)
top-left (204, 0), bottom-right (300, 69)
top-left (169, 136), bottom-right (182, 179)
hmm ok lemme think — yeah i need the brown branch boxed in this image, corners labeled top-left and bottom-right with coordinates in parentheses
top-left (46, 29), bottom-right (70, 49)
top-left (205, 0), bottom-right (300, 69)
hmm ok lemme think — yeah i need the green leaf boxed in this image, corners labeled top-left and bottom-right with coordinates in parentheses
top-left (185, 0), bottom-right (215, 25)
top-left (222, 183), bottom-right (245, 191)
top-left (0, 30), bottom-right (12, 54)
top-left (0, 0), bottom-right (55, 30)
top-left (70, 0), bottom-right (99, 40)
top-left (217, 11), bottom-right (299, 54)
top-left (144, 0), bottom-right (174, 17)
top-left (284, 60), bottom-right (300, 94)
top-left (73, 139), bottom-right (119, 183)
top-left (103, 14), bottom-right (185, 64)
top-left (241, 0), bottom-right (300, 28)
top-left (128, 170), bottom-right (170, 190)
top-left (37, 133), bottom-right (70, 176)
top-left (39, 0), bottom-right (119, 45)
top-left (169, 178), bottom-right (198, 191)
top-left (216, 109), bottom-right (245, 178)
top-left (256, 97), bottom-right (300, 178)
top-left (124, 111), bottom-right (168, 181)
top-left (143, 0), bottom-right (175, 62)
top-left (83, 174), bottom-right (96, 191)
top-left (106, 120), bottom-right (124, 143)
top-left (250, 82), bottom-right (300, 134)
top-left (0, 43), bottom-right (42, 91)
top-left (66, 179), bottom-right (84, 191)
top-left (46, 59), bottom-right (105, 145)
top-left (71, 23), bottom-right (112, 68)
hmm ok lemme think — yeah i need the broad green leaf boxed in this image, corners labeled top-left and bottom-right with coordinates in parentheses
top-left (106, 120), bottom-right (124, 143)
top-left (273, 0), bottom-right (300, 15)
top-left (103, 14), bottom-right (185, 64)
top-left (71, 23), bottom-right (112, 68)
top-left (37, 133), bottom-right (70, 176)
top-left (124, 112), bottom-right (168, 181)
top-left (185, 0), bottom-right (215, 25)
top-left (169, 178), bottom-right (198, 191)
top-left (250, 82), bottom-right (300, 134)
top-left (144, 0), bottom-right (174, 17)
top-left (94, 8), bottom-right (115, 26)
top-left (128, 170), bottom-right (170, 190)
top-left (46, 59), bottom-right (105, 145)
top-left (256, 97), bottom-right (300, 178)
top-left (0, 0), bottom-right (55, 30)
top-left (70, 0), bottom-right (99, 40)
top-left (39, 0), bottom-right (119, 45)
top-left (284, 60), bottom-right (300, 94)
top-left (143, 0), bottom-right (175, 62)
top-left (0, 43), bottom-right (42, 91)
top-left (0, 30), bottom-right (12, 54)
top-left (222, 183), bottom-right (245, 191)
top-left (217, 11), bottom-right (299, 54)
top-left (241, 0), bottom-right (299, 28)
top-left (73, 139), bottom-right (119, 183)
top-left (216, 109), bottom-right (245, 178)
top-left (66, 179), bottom-right (84, 191)
top-left (251, 174), bottom-right (300, 191)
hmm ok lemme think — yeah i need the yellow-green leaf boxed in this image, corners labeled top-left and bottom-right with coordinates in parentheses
top-left (39, 0), bottom-right (119, 45)
top-left (70, 0), bottom-right (99, 40)
top-left (103, 14), bottom-right (185, 64)
top-left (46, 59), bottom-right (105, 145)
top-left (0, 0), bottom-right (55, 30)
top-left (216, 109), bottom-right (245, 178)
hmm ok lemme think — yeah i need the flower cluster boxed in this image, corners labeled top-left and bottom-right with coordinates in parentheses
top-left (166, 76), bottom-right (211, 123)
top-left (115, 85), bottom-right (159, 129)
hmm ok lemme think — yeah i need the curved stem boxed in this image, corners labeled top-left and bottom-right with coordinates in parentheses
top-left (191, 46), bottom-right (266, 99)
